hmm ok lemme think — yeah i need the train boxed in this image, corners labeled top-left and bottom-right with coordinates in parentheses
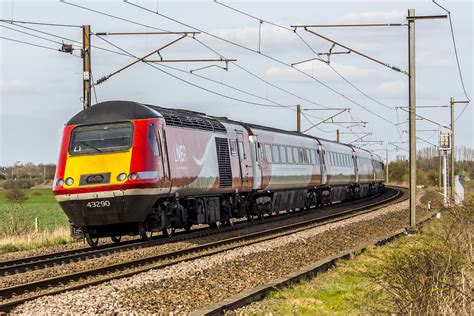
top-left (53, 100), bottom-right (385, 247)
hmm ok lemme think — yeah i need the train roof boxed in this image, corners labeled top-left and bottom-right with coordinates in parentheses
top-left (67, 101), bottom-right (161, 125)
top-left (68, 101), bottom-right (374, 157)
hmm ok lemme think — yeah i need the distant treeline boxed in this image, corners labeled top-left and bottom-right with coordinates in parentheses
top-left (0, 163), bottom-right (56, 188)
top-left (388, 146), bottom-right (473, 186)
top-left (1, 146), bottom-right (473, 188)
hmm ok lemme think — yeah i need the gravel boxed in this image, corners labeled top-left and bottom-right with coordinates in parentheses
top-left (0, 191), bottom-right (395, 290)
top-left (13, 194), bottom-right (432, 314)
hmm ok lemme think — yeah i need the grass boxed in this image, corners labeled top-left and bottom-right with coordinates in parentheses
top-left (0, 188), bottom-right (73, 255)
top-left (0, 188), bottom-right (69, 232)
top-left (253, 195), bottom-right (472, 315)
top-left (253, 245), bottom-right (388, 315)
top-left (0, 227), bottom-right (73, 255)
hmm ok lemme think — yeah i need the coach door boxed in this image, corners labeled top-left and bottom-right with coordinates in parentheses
top-left (158, 127), bottom-right (171, 188)
top-left (236, 132), bottom-right (250, 187)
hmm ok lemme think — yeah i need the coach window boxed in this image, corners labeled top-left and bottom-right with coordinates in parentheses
top-left (304, 149), bottom-right (310, 164)
top-left (264, 144), bottom-right (273, 163)
top-left (287, 147), bottom-right (293, 164)
top-left (272, 145), bottom-right (280, 164)
top-left (258, 143), bottom-right (266, 163)
top-left (297, 148), bottom-right (303, 164)
top-left (230, 140), bottom-right (237, 156)
top-left (279, 146), bottom-right (287, 164)
top-left (292, 148), bottom-right (298, 164)
top-left (148, 124), bottom-right (160, 157)
top-left (238, 141), bottom-right (245, 160)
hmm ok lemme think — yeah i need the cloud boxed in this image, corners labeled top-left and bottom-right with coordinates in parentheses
top-left (339, 10), bottom-right (406, 23)
top-left (0, 79), bottom-right (42, 95)
top-left (375, 79), bottom-right (406, 98)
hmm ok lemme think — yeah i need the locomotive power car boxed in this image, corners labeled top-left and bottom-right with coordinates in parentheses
top-left (53, 101), bottom-right (384, 246)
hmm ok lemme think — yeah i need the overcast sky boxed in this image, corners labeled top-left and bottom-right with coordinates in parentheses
top-left (0, 0), bottom-right (472, 166)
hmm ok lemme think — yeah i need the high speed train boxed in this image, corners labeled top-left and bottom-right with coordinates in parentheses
top-left (53, 101), bottom-right (384, 246)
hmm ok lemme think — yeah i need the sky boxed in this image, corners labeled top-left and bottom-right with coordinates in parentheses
top-left (0, 0), bottom-right (472, 166)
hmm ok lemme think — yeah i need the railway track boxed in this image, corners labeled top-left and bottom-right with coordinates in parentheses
top-left (0, 187), bottom-right (405, 312)
top-left (0, 187), bottom-right (395, 276)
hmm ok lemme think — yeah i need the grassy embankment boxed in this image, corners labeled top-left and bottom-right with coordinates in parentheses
top-left (253, 188), bottom-right (473, 315)
top-left (0, 188), bottom-right (72, 255)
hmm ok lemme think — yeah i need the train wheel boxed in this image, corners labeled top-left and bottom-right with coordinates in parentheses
top-left (227, 218), bottom-right (234, 226)
top-left (111, 235), bottom-right (121, 243)
top-left (162, 227), bottom-right (175, 238)
top-left (139, 224), bottom-right (153, 241)
top-left (209, 221), bottom-right (221, 229)
top-left (85, 233), bottom-right (99, 248)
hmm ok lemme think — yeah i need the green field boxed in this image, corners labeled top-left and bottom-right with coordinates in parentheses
top-left (0, 188), bottom-right (69, 237)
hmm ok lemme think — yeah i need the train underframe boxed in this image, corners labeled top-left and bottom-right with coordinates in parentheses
top-left (67, 182), bottom-right (384, 247)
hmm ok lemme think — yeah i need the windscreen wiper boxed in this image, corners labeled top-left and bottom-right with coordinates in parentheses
top-left (78, 141), bottom-right (103, 153)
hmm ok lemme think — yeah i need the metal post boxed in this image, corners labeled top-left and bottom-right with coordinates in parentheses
top-left (296, 104), bottom-right (301, 132)
top-left (82, 25), bottom-right (91, 109)
top-left (439, 152), bottom-right (442, 190)
top-left (450, 96), bottom-right (455, 201)
top-left (408, 9), bottom-right (416, 227)
top-left (443, 150), bottom-right (448, 206)
top-left (386, 148), bottom-right (389, 184)
top-left (336, 129), bottom-right (340, 142)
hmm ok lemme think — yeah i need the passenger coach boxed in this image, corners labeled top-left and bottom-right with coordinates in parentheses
top-left (53, 101), bottom-right (385, 246)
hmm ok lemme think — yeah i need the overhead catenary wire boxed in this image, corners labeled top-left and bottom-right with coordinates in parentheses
top-left (0, 35), bottom-right (59, 51)
top-left (95, 34), bottom-right (300, 109)
top-left (192, 37), bottom-right (330, 109)
top-left (0, 20), bottom-right (143, 58)
top-left (60, 0), bottom-right (339, 111)
top-left (214, 0), bottom-right (396, 111)
top-left (212, 0), bottom-right (406, 143)
top-left (1, 24), bottom-right (67, 46)
top-left (123, 0), bottom-right (399, 126)
top-left (0, 18), bottom-right (81, 28)
top-left (432, 0), bottom-right (471, 121)
top-left (60, 0), bottom-right (359, 134)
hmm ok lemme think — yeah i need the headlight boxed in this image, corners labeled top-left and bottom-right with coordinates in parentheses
top-left (117, 173), bottom-right (127, 181)
top-left (56, 178), bottom-right (64, 187)
top-left (65, 177), bottom-right (74, 186)
top-left (128, 172), bottom-right (139, 180)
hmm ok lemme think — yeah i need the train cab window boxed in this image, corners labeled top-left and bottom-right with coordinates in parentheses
top-left (70, 122), bottom-right (133, 155)
top-left (272, 145), bottom-right (280, 164)
top-left (280, 146), bottom-right (287, 164)
top-left (229, 140), bottom-right (237, 156)
top-left (292, 148), bottom-right (298, 164)
top-left (264, 144), bottom-right (273, 163)
top-left (148, 124), bottom-right (160, 157)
